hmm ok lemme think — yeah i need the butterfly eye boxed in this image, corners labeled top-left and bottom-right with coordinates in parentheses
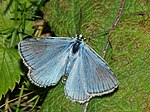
top-left (79, 34), bottom-right (83, 38)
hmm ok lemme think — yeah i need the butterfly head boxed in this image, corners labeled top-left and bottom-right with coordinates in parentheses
top-left (76, 34), bottom-right (86, 42)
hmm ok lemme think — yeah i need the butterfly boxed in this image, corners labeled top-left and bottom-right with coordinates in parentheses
top-left (18, 34), bottom-right (118, 103)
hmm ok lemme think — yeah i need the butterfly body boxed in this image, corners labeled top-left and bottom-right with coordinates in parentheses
top-left (72, 41), bottom-right (81, 54)
top-left (18, 34), bottom-right (118, 103)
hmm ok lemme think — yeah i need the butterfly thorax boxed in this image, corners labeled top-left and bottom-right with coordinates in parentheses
top-left (72, 34), bottom-right (85, 54)
top-left (72, 40), bottom-right (81, 54)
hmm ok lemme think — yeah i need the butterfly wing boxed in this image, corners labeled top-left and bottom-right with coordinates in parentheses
top-left (65, 43), bottom-right (118, 103)
top-left (19, 37), bottom-right (74, 87)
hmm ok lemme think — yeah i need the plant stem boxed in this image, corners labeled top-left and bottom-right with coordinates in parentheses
top-left (16, 84), bottom-right (24, 112)
top-left (102, 0), bottom-right (125, 58)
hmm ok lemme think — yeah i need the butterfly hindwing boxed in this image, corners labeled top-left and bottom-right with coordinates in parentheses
top-left (19, 37), bottom-right (74, 87)
top-left (65, 49), bottom-right (90, 102)
top-left (65, 43), bottom-right (118, 103)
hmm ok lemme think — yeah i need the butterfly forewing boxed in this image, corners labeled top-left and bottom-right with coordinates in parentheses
top-left (19, 38), bottom-right (73, 69)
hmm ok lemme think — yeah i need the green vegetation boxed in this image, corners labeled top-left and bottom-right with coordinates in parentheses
top-left (0, 0), bottom-right (149, 111)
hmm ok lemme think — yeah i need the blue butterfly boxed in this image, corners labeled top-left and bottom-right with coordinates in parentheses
top-left (18, 34), bottom-right (118, 103)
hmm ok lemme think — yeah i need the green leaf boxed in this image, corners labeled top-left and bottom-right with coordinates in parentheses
top-left (42, 0), bottom-right (121, 111)
top-left (0, 35), bottom-right (21, 99)
top-left (44, 0), bottom-right (121, 55)
top-left (41, 0), bottom-right (150, 112)
top-left (108, 12), bottom-right (150, 112)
